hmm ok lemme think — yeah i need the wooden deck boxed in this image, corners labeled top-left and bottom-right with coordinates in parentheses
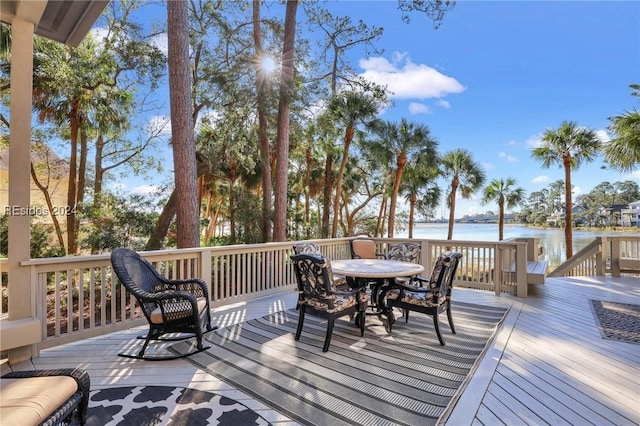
top-left (6, 275), bottom-right (640, 425)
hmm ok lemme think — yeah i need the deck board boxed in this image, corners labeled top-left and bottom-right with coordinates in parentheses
top-left (8, 275), bottom-right (639, 426)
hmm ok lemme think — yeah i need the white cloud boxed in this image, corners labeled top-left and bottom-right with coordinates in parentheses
top-left (532, 175), bottom-right (549, 184)
top-left (131, 185), bottom-right (160, 196)
top-left (498, 152), bottom-right (518, 163)
top-left (91, 27), bottom-right (109, 45)
top-left (465, 204), bottom-right (480, 216)
top-left (436, 99), bottom-right (451, 109)
top-left (572, 186), bottom-right (582, 195)
top-left (358, 54), bottom-right (465, 100)
top-left (151, 33), bottom-right (168, 56)
top-left (146, 116), bottom-right (171, 138)
top-left (482, 162), bottom-right (494, 171)
top-left (627, 170), bottom-right (640, 181)
top-left (595, 129), bottom-right (611, 143)
top-left (525, 134), bottom-right (543, 148)
top-left (408, 102), bottom-right (431, 115)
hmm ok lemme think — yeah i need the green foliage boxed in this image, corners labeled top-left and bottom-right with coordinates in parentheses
top-left (0, 215), bottom-right (65, 258)
top-left (80, 191), bottom-right (158, 253)
top-left (605, 84), bottom-right (640, 172)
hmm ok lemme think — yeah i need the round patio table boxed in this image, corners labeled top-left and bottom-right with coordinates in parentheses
top-left (330, 259), bottom-right (425, 322)
top-left (331, 258), bottom-right (424, 279)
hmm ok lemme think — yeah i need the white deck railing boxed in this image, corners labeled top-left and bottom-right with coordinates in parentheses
top-left (548, 236), bottom-right (640, 278)
top-left (4, 237), bottom-right (532, 351)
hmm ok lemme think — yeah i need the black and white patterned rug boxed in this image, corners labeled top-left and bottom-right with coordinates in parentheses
top-left (590, 300), bottom-right (640, 344)
top-left (87, 385), bottom-right (272, 425)
top-left (170, 302), bottom-right (508, 426)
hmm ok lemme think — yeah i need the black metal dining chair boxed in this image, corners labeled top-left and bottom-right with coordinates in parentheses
top-left (291, 253), bottom-right (368, 352)
top-left (110, 248), bottom-right (216, 360)
top-left (292, 242), bottom-right (322, 256)
top-left (387, 242), bottom-right (421, 264)
top-left (382, 252), bottom-right (463, 345)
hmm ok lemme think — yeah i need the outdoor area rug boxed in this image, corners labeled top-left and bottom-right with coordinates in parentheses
top-left (590, 300), bottom-right (640, 344)
top-left (169, 301), bottom-right (508, 426)
top-left (86, 385), bottom-right (271, 425)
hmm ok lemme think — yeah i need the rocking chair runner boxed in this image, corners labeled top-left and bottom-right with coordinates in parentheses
top-left (110, 248), bottom-right (216, 360)
top-left (291, 253), bottom-right (368, 352)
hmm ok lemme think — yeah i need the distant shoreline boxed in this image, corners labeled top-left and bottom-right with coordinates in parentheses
top-left (423, 221), bottom-right (640, 233)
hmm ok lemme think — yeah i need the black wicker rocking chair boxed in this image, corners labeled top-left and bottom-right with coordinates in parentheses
top-left (110, 248), bottom-right (216, 360)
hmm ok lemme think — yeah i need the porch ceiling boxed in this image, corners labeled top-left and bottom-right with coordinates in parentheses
top-left (0, 0), bottom-right (108, 47)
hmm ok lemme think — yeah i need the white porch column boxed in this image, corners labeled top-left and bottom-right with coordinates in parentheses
top-left (7, 17), bottom-right (38, 363)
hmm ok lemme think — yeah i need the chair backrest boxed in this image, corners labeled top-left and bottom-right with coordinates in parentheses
top-left (433, 252), bottom-right (463, 299)
top-left (292, 242), bottom-right (322, 256)
top-left (387, 243), bottom-right (421, 263)
top-left (291, 253), bottom-right (337, 308)
top-left (350, 238), bottom-right (377, 259)
top-left (111, 248), bottom-right (164, 300)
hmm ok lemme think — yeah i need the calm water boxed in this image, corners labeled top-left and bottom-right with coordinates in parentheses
top-left (396, 223), bottom-right (640, 267)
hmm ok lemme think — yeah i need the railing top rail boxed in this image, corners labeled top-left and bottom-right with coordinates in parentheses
top-left (15, 236), bottom-right (527, 268)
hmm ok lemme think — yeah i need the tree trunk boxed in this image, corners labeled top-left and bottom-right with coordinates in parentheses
top-left (408, 193), bottom-right (417, 239)
top-left (498, 198), bottom-right (505, 241)
top-left (375, 195), bottom-right (387, 237)
top-left (145, 155), bottom-right (210, 250)
top-left (253, 0), bottom-right (273, 242)
top-left (75, 128), bottom-right (88, 252)
top-left (563, 156), bottom-right (573, 258)
top-left (331, 126), bottom-right (354, 238)
top-left (304, 142), bottom-right (311, 238)
top-left (321, 153), bottom-right (333, 238)
top-left (387, 153), bottom-right (407, 238)
top-left (273, 0), bottom-right (298, 241)
top-left (447, 177), bottom-right (459, 240)
top-left (66, 105), bottom-right (79, 255)
top-left (168, 0), bottom-right (199, 248)
top-left (92, 133), bottom-right (105, 254)
top-left (30, 164), bottom-right (65, 249)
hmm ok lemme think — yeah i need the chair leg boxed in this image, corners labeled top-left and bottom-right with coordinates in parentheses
top-left (358, 311), bottom-right (365, 336)
top-left (433, 313), bottom-right (445, 345)
top-left (295, 307), bottom-right (306, 341)
top-left (323, 319), bottom-right (335, 352)
top-left (446, 303), bottom-right (456, 334)
top-left (137, 335), bottom-right (152, 358)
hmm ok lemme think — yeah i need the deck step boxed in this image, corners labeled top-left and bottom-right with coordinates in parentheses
top-left (619, 257), bottom-right (640, 271)
top-left (504, 261), bottom-right (549, 285)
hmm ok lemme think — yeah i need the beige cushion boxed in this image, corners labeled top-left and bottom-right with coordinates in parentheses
top-left (0, 376), bottom-right (78, 426)
top-left (150, 297), bottom-right (207, 324)
top-left (352, 240), bottom-right (377, 259)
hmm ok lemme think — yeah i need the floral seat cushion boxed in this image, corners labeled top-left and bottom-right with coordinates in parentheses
top-left (385, 288), bottom-right (446, 307)
top-left (304, 292), bottom-right (368, 314)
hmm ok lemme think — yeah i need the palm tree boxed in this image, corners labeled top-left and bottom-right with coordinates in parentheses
top-left (401, 161), bottom-right (441, 238)
top-left (531, 120), bottom-right (600, 258)
top-left (368, 118), bottom-right (438, 237)
top-left (441, 149), bottom-right (486, 240)
top-left (605, 108), bottom-right (640, 173)
top-left (482, 178), bottom-right (525, 240)
top-left (328, 90), bottom-right (379, 237)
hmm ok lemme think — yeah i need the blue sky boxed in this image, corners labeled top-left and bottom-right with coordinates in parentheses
top-left (111, 1), bottom-right (640, 219)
